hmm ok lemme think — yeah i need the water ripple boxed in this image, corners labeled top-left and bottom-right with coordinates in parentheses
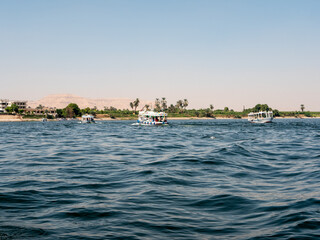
top-left (0, 119), bottom-right (319, 239)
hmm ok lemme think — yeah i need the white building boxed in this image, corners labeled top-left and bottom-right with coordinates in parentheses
top-left (0, 99), bottom-right (9, 113)
top-left (0, 99), bottom-right (27, 113)
top-left (10, 101), bottom-right (27, 110)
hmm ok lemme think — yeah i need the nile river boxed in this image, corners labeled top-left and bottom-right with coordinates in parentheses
top-left (0, 119), bottom-right (319, 239)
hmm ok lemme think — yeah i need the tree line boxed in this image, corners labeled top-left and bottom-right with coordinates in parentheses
top-left (2, 100), bottom-right (317, 119)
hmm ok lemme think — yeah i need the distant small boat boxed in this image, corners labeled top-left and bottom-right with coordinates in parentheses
top-left (81, 115), bottom-right (95, 123)
top-left (42, 118), bottom-right (47, 122)
top-left (248, 111), bottom-right (273, 123)
top-left (134, 111), bottom-right (168, 126)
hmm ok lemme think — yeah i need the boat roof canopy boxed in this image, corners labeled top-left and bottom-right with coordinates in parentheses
top-left (82, 115), bottom-right (94, 118)
top-left (248, 111), bottom-right (273, 116)
top-left (139, 111), bottom-right (167, 117)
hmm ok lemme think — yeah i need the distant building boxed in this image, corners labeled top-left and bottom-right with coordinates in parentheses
top-left (25, 107), bottom-right (57, 116)
top-left (0, 99), bottom-right (28, 113)
top-left (9, 101), bottom-right (27, 110)
top-left (0, 99), bottom-right (9, 112)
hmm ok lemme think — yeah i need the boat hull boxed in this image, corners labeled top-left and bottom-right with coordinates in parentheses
top-left (248, 118), bottom-right (273, 123)
top-left (135, 121), bottom-right (168, 126)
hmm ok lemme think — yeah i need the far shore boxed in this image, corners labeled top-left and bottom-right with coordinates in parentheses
top-left (1, 115), bottom-right (320, 122)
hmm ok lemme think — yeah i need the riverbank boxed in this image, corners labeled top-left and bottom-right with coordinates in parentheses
top-left (1, 115), bottom-right (320, 122)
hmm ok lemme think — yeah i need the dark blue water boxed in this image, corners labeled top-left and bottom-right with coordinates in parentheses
top-left (0, 119), bottom-right (319, 239)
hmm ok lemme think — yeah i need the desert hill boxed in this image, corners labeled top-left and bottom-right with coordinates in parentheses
top-left (28, 94), bottom-right (152, 110)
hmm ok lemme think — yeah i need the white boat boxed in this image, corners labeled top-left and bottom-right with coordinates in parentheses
top-left (248, 111), bottom-right (273, 123)
top-left (135, 111), bottom-right (168, 126)
top-left (81, 114), bottom-right (95, 123)
top-left (42, 118), bottom-right (47, 122)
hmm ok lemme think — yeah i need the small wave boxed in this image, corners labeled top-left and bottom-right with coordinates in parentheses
top-left (258, 198), bottom-right (320, 214)
top-left (188, 194), bottom-right (257, 213)
top-left (294, 220), bottom-right (320, 230)
top-left (0, 191), bottom-right (41, 205)
top-left (1, 119), bottom-right (320, 239)
top-left (56, 209), bottom-right (122, 220)
top-left (148, 176), bottom-right (197, 186)
top-left (0, 225), bottom-right (48, 239)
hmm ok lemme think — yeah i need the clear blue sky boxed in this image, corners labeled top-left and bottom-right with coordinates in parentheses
top-left (1, 0), bottom-right (319, 110)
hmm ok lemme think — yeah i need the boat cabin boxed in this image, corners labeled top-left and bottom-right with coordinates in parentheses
top-left (137, 111), bottom-right (168, 125)
top-left (248, 111), bottom-right (273, 123)
top-left (81, 114), bottom-right (95, 123)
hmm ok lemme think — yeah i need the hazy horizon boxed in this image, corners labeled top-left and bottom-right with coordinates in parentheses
top-left (1, 0), bottom-right (319, 111)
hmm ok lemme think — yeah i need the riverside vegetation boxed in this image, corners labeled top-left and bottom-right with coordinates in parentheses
top-left (2, 99), bottom-right (320, 120)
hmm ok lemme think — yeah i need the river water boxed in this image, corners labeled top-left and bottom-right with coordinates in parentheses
top-left (0, 119), bottom-right (319, 239)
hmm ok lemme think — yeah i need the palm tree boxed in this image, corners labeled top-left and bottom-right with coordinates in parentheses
top-left (129, 102), bottom-right (134, 111)
top-left (155, 98), bottom-right (161, 111)
top-left (183, 99), bottom-right (188, 110)
top-left (210, 104), bottom-right (214, 111)
top-left (301, 104), bottom-right (305, 112)
top-left (133, 98), bottom-right (140, 112)
top-left (36, 104), bottom-right (44, 110)
top-left (161, 97), bottom-right (167, 111)
top-left (176, 100), bottom-right (184, 113)
top-left (144, 104), bottom-right (150, 111)
top-left (168, 104), bottom-right (176, 113)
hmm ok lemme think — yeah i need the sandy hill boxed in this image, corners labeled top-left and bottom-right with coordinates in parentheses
top-left (28, 94), bottom-right (152, 110)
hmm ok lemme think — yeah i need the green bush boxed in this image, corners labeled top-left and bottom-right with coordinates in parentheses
top-left (23, 115), bottom-right (45, 119)
top-left (304, 112), bottom-right (312, 117)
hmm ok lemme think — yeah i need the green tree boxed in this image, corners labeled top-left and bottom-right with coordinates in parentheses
top-left (205, 108), bottom-right (214, 117)
top-left (89, 109), bottom-right (97, 117)
top-left (224, 107), bottom-right (229, 112)
top-left (154, 98), bottom-right (161, 111)
top-left (56, 109), bottom-right (63, 118)
top-left (133, 98), bottom-right (140, 112)
top-left (273, 109), bottom-right (280, 117)
top-left (183, 99), bottom-right (189, 110)
top-left (210, 104), bottom-right (214, 111)
top-left (8, 104), bottom-right (19, 113)
top-left (252, 104), bottom-right (270, 112)
top-left (129, 102), bottom-right (134, 111)
top-left (300, 104), bottom-right (305, 112)
top-left (144, 104), bottom-right (150, 111)
top-left (82, 107), bottom-right (91, 114)
top-left (168, 104), bottom-right (176, 113)
top-left (36, 104), bottom-right (44, 110)
top-left (5, 106), bottom-right (12, 113)
top-left (304, 111), bottom-right (312, 117)
top-left (176, 100), bottom-right (184, 113)
top-left (64, 106), bottom-right (75, 118)
top-left (66, 103), bottom-right (81, 117)
top-left (261, 104), bottom-right (270, 111)
top-left (161, 97), bottom-right (167, 111)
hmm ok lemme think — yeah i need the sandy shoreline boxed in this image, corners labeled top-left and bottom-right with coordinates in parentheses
top-left (1, 116), bottom-right (320, 122)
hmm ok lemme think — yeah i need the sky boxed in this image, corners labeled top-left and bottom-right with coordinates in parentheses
top-left (1, 0), bottom-right (319, 111)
